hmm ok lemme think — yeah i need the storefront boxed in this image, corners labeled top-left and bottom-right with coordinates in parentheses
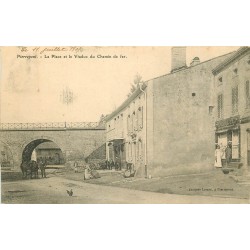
top-left (215, 116), bottom-right (240, 162)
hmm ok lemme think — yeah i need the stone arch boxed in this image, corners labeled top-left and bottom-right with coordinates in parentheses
top-left (21, 136), bottom-right (65, 164)
top-left (0, 140), bottom-right (14, 169)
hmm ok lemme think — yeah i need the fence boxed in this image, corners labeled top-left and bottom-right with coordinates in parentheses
top-left (0, 122), bottom-right (104, 130)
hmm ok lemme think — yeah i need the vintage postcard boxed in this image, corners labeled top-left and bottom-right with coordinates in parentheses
top-left (1, 46), bottom-right (250, 204)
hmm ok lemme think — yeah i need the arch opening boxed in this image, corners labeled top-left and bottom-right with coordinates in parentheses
top-left (22, 139), bottom-right (65, 165)
top-left (0, 141), bottom-right (14, 169)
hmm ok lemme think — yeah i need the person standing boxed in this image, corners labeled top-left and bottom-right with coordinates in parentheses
top-left (110, 159), bottom-right (114, 170)
top-left (38, 159), bottom-right (46, 178)
top-left (225, 143), bottom-right (232, 167)
top-left (74, 161), bottom-right (78, 173)
top-left (214, 144), bottom-right (223, 168)
top-left (84, 164), bottom-right (92, 180)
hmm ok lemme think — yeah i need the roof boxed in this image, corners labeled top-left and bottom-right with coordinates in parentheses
top-left (212, 46), bottom-right (250, 75)
top-left (105, 83), bottom-right (147, 121)
top-left (105, 51), bottom-right (236, 122)
top-left (148, 51), bottom-right (235, 82)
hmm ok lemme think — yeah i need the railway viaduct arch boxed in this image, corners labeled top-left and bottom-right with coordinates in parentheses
top-left (0, 122), bottom-right (106, 171)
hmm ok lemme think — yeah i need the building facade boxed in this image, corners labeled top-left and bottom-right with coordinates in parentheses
top-left (106, 47), bottom-right (234, 177)
top-left (213, 47), bottom-right (250, 173)
top-left (106, 86), bottom-right (147, 175)
top-left (35, 142), bottom-right (65, 165)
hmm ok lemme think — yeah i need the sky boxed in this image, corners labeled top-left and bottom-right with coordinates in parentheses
top-left (0, 46), bottom-right (239, 123)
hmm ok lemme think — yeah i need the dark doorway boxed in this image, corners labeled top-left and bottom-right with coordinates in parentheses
top-left (22, 139), bottom-right (64, 165)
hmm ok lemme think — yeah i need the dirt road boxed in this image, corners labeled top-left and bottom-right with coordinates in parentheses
top-left (1, 175), bottom-right (249, 204)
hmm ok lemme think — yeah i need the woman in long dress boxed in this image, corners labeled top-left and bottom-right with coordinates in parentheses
top-left (84, 164), bottom-right (92, 180)
top-left (214, 145), bottom-right (222, 168)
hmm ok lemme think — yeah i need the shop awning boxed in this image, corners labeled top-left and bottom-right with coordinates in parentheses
top-left (107, 138), bottom-right (124, 146)
top-left (215, 126), bottom-right (240, 134)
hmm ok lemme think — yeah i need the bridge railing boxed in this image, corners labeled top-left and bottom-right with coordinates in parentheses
top-left (0, 122), bottom-right (104, 130)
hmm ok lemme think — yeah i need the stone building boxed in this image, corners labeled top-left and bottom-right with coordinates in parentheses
top-left (212, 46), bottom-right (250, 173)
top-left (106, 85), bottom-right (146, 174)
top-left (106, 47), bottom-right (234, 177)
top-left (35, 141), bottom-right (65, 165)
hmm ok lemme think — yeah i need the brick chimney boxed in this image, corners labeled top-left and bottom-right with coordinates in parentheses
top-left (190, 57), bottom-right (200, 67)
top-left (171, 47), bottom-right (187, 73)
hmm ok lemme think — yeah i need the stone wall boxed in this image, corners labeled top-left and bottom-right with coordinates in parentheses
top-left (0, 128), bottom-right (106, 171)
top-left (147, 54), bottom-right (233, 177)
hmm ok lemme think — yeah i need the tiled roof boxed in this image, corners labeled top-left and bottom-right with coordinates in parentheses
top-left (212, 47), bottom-right (250, 75)
top-left (105, 83), bottom-right (147, 121)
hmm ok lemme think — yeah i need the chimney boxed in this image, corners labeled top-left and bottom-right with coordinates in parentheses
top-left (171, 47), bottom-right (187, 73)
top-left (190, 57), bottom-right (200, 67)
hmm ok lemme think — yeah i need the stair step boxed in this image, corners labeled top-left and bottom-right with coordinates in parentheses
top-left (228, 162), bottom-right (243, 169)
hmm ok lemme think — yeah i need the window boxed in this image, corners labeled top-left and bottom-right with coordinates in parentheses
top-left (132, 111), bottom-right (137, 131)
top-left (246, 81), bottom-right (250, 109)
top-left (217, 94), bottom-right (223, 118)
top-left (219, 77), bottom-right (223, 82)
top-left (233, 68), bottom-right (238, 76)
top-left (232, 85), bottom-right (238, 114)
top-left (138, 107), bottom-right (143, 129)
top-left (209, 106), bottom-right (214, 115)
top-left (192, 93), bottom-right (196, 97)
top-left (127, 115), bottom-right (132, 134)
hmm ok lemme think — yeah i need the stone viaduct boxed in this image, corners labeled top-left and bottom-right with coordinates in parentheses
top-left (0, 122), bottom-right (106, 171)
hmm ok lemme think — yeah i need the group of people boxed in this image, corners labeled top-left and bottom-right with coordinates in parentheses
top-left (105, 159), bottom-right (121, 171)
top-left (214, 143), bottom-right (232, 168)
top-left (73, 161), bottom-right (100, 180)
top-left (37, 156), bottom-right (60, 165)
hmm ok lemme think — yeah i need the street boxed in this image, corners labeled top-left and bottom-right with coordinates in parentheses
top-left (1, 169), bottom-right (249, 204)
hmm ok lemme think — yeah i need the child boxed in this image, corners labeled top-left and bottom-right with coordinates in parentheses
top-left (74, 161), bottom-right (78, 173)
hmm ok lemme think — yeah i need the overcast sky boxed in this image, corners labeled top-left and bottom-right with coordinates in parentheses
top-left (0, 46), bottom-right (239, 123)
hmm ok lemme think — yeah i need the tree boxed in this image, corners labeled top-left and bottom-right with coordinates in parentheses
top-left (127, 73), bottom-right (143, 97)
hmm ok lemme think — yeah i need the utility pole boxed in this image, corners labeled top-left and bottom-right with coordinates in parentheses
top-left (139, 82), bottom-right (147, 178)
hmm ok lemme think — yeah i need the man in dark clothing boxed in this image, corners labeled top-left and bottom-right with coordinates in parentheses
top-left (105, 160), bottom-right (110, 170)
top-left (225, 143), bottom-right (232, 167)
top-left (110, 159), bottom-right (114, 170)
top-left (38, 159), bottom-right (46, 178)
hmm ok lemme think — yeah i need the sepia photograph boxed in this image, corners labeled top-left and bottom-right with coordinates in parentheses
top-left (1, 2), bottom-right (250, 250)
top-left (1, 46), bottom-right (250, 204)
